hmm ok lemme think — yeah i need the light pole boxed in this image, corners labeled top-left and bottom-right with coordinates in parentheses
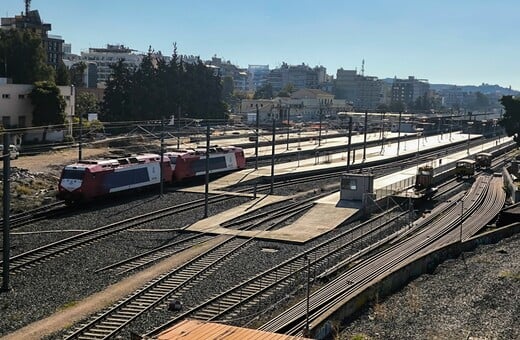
top-left (459, 198), bottom-right (464, 243)
top-left (415, 128), bottom-right (424, 167)
top-left (69, 84), bottom-right (75, 138)
top-left (286, 105), bottom-right (290, 150)
top-left (467, 121), bottom-right (473, 155)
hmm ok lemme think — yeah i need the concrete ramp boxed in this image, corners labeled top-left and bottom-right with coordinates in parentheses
top-left (186, 191), bottom-right (361, 243)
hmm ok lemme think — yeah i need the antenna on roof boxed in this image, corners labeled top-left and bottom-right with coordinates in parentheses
top-left (361, 59), bottom-right (365, 76)
top-left (25, 0), bottom-right (31, 16)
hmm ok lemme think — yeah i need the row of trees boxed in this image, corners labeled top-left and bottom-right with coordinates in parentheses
top-left (499, 96), bottom-right (520, 146)
top-left (102, 47), bottom-right (227, 122)
top-left (2, 28), bottom-right (228, 129)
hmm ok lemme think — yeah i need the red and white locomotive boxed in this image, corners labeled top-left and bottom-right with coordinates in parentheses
top-left (165, 145), bottom-right (246, 181)
top-left (57, 146), bottom-right (246, 203)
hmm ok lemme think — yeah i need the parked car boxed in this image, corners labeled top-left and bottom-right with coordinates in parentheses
top-left (0, 144), bottom-right (20, 159)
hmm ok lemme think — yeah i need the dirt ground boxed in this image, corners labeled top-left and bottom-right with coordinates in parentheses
top-left (9, 147), bottom-right (111, 176)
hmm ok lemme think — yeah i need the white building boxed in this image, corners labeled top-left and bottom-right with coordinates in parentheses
top-left (0, 79), bottom-right (75, 142)
top-left (79, 44), bottom-right (144, 87)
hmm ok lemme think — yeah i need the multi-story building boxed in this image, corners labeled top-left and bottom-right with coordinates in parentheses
top-left (247, 65), bottom-right (270, 92)
top-left (391, 76), bottom-right (430, 107)
top-left (1, 9), bottom-right (64, 70)
top-left (79, 45), bottom-right (144, 87)
top-left (267, 63), bottom-right (319, 92)
top-left (334, 69), bottom-right (383, 110)
top-left (205, 56), bottom-right (248, 92)
top-left (240, 88), bottom-right (351, 123)
top-left (0, 78), bottom-right (75, 141)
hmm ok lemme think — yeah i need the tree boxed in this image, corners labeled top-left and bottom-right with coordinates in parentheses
top-left (254, 83), bottom-right (274, 99)
top-left (29, 81), bottom-right (67, 141)
top-left (277, 83), bottom-right (295, 97)
top-left (471, 91), bottom-right (490, 110)
top-left (0, 29), bottom-right (54, 84)
top-left (76, 92), bottom-right (99, 115)
top-left (499, 95), bottom-right (520, 146)
top-left (56, 60), bottom-right (70, 85)
top-left (389, 101), bottom-right (406, 112)
top-left (69, 61), bottom-right (87, 87)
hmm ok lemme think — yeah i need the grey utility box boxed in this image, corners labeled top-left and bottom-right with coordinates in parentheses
top-left (340, 173), bottom-right (374, 201)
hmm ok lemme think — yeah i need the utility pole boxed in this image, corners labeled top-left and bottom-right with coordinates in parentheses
top-left (347, 116), bottom-right (352, 172)
top-left (204, 124), bottom-right (210, 218)
top-left (286, 105), bottom-right (290, 150)
top-left (2, 133), bottom-right (11, 292)
top-left (270, 118), bottom-right (276, 195)
top-left (397, 111), bottom-right (402, 156)
top-left (255, 104), bottom-right (259, 170)
top-left (363, 110), bottom-right (368, 161)
top-left (78, 112), bottom-right (83, 161)
top-left (160, 118), bottom-right (165, 196)
top-left (318, 106), bottom-right (323, 146)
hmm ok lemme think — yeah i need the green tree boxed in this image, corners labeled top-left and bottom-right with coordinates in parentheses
top-left (389, 101), bottom-right (406, 112)
top-left (76, 92), bottom-right (99, 115)
top-left (254, 83), bottom-right (274, 99)
top-left (499, 95), bottom-right (520, 146)
top-left (101, 60), bottom-right (134, 122)
top-left (69, 61), bottom-right (87, 87)
top-left (56, 60), bottom-right (70, 85)
top-left (471, 91), bottom-right (490, 110)
top-left (277, 83), bottom-right (295, 97)
top-left (0, 29), bottom-right (54, 84)
top-left (29, 81), bottom-right (67, 141)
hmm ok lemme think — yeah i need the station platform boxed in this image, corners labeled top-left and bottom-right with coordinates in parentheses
top-left (182, 132), bottom-right (513, 243)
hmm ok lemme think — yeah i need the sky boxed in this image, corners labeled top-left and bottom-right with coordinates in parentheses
top-left (4, 0), bottom-right (520, 90)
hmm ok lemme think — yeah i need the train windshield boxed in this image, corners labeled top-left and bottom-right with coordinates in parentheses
top-left (62, 169), bottom-right (85, 180)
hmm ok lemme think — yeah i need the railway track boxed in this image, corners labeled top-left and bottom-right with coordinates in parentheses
top-left (143, 206), bottom-right (414, 337)
top-left (258, 174), bottom-right (505, 336)
top-left (63, 191), bottom-right (343, 339)
top-left (0, 194), bottom-right (236, 274)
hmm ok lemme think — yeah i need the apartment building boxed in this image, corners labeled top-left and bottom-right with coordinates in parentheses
top-left (1, 9), bottom-right (64, 70)
top-left (391, 76), bottom-right (430, 107)
top-left (334, 69), bottom-right (383, 110)
top-left (0, 78), bottom-right (75, 141)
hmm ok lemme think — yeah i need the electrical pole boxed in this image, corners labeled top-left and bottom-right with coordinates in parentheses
top-left (2, 133), bottom-right (11, 292)
top-left (78, 112), bottom-right (83, 161)
top-left (286, 105), bottom-right (290, 150)
top-left (160, 118), bottom-right (165, 196)
top-left (347, 116), bottom-right (352, 172)
top-left (270, 118), bottom-right (276, 195)
top-left (397, 111), bottom-right (402, 156)
top-left (204, 124), bottom-right (210, 218)
top-left (363, 110), bottom-right (368, 161)
top-left (318, 107), bottom-right (323, 147)
top-left (255, 104), bottom-right (259, 170)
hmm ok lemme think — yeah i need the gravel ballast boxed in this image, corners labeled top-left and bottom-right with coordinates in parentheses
top-left (339, 233), bottom-right (520, 340)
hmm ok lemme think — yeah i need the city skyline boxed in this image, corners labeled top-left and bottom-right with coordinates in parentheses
top-left (3, 0), bottom-right (520, 90)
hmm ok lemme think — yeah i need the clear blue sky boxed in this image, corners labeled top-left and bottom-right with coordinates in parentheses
top-left (4, 0), bottom-right (520, 90)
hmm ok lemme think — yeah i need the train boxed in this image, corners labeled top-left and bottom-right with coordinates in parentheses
top-left (454, 159), bottom-right (476, 178)
top-left (475, 152), bottom-right (492, 169)
top-left (57, 146), bottom-right (246, 203)
top-left (414, 165), bottom-right (438, 199)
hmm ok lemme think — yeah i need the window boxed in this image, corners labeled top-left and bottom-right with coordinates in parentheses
top-left (18, 116), bottom-right (26, 128)
top-left (2, 94), bottom-right (10, 99)
top-left (2, 116), bottom-right (11, 128)
top-left (342, 178), bottom-right (357, 191)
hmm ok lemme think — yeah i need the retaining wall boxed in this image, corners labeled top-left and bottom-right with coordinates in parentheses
top-left (311, 222), bottom-right (520, 339)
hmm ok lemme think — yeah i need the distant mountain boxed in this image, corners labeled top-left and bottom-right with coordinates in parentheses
top-left (431, 83), bottom-right (519, 96)
top-left (382, 78), bottom-right (519, 95)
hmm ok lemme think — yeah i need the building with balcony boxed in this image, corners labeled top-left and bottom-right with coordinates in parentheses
top-left (334, 69), bottom-right (383, 110)
top-left (78, 45), bottom-right (144, 87)
top-left (267, 63), bottom-right (319, 92)
top-left (391, 76), bottom-right (430, 108)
